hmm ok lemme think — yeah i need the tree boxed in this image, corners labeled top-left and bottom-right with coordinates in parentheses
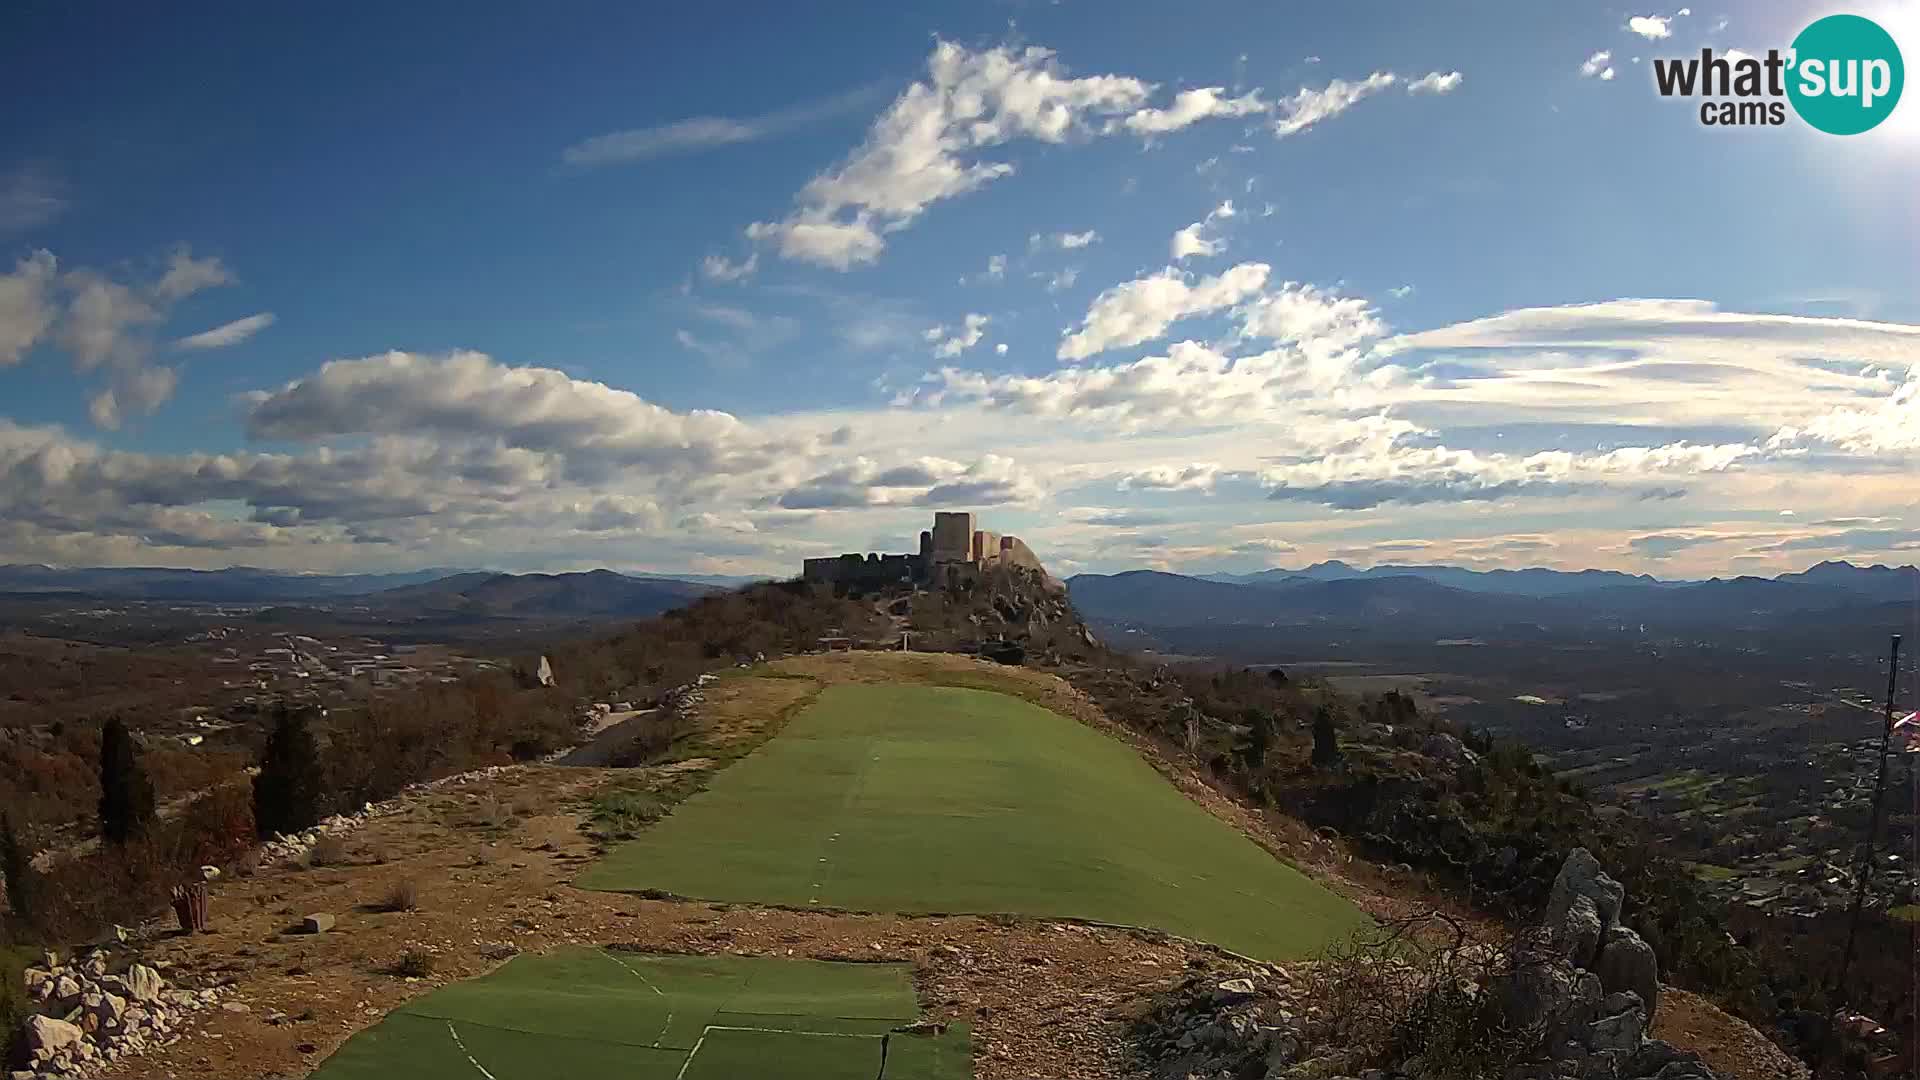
top-left (1311, 705), bottom-right (1341, 768)
top-left (1237, 710), bottom-right (1275, 772)
top-left (98, 716), bottom-right (156, 845)
top-left (253, 706), bottom-right (327, 839)
top-left (1, 812), bottom-right (30, 920)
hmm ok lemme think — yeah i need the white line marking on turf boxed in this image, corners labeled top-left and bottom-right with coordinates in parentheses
top-left (599, 949), bottom-right (674, 1048)
top-left (446, 1020), bottom-right (500, 1080)
top-left (674, 1024), bottom-right (885, 1079)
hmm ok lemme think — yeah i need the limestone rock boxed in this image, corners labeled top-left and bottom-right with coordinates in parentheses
top-left (1545, 848), bottom-right (1624, 966)
top-left (1595, 926), bottom-right (1659, 1019)
top-left (1552, 893), bottom-right (1603, 969)
top-left (23, 1014), bottom-right (84, 1053)
top-left (302, 912), bottom-right (336, 934)
top-left (124, 963), bottom-right (165, 1003)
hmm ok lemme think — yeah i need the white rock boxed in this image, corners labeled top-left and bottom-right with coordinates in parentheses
top-left (124, 963), bottom-right (164, 1003)
top-left (22, 1015), bottom-right (84, 1053)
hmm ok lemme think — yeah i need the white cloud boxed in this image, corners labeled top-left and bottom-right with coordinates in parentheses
top-left (746, 43), bottom-right (1453, 267)
top-left (1037, 267), bottom-right (1080, 293)
top-left (1171, 200), bottom-right (1237, 261)
top-left (243, 350), bottom-right (783, 477)
top-left (1117, 463), bottom-right (1223, 492)
top-left (994, 343), bottom-right (1009, 356)
top-left (153, 248), bottom-right (232, 302)
top-left (1406, 71), bottom-right (1463, 95)
top-left (1121, 87), bottom-right (1267, 135)
top-left (927, 313), bottom-right (991, 359)
top-left (746, 212), bottom-right (884, 271)
top-left (1272, 72), bottom-right (1398, 136)
top-left (986, 254), bottom-right (1007, 279)
top-left (1628, 15), bottom-right (1674, 39)
top-left (1055, 230), bottom-right (1100, 249)
top-left (174, 312), bottom-right (275, 350)
top-left (778, 452), bottom-right (1043, 509)
top-left (700, 252), bottom-right (758, 283)
top-left (1388, 285), bottom-right (1414, 299)
top-left (0, 250), bottom-right (57, 366)
top-left (1770, 364), bottom-right (1920, 454)
top-left (747, 42), bottom-right (1152, 268)
top-left (561, 85), bottom-right (882, 166)
top-left (1580, 51), bottom-right (1616, 80)
top-left (1058, 262), bottom-right (1270, 360)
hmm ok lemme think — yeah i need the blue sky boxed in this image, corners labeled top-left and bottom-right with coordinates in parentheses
top-left (2, 1), bottom-right (1917, 577)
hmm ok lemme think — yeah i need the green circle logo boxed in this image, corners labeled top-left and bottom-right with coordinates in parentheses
top-left (1787, 14), bottom-right (1904, 135)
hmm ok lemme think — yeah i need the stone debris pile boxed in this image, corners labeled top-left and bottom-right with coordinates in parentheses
top-left (12, 946), bottom-right (224, 1079)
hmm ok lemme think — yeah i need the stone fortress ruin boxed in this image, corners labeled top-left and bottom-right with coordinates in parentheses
top-left (801, 511), bottom-right (1045, 589)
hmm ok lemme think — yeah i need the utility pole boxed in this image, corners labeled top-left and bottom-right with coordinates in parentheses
top-left (1817, 634), bottom-right (1903, 1077)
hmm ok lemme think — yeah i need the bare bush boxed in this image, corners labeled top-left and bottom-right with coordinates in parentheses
top-left (376, 878), bottom-right (419, 913)
top-left (1303, 913), bottom-right (1550, 1080)
top-left (306, 834), bottom-right (349, 868)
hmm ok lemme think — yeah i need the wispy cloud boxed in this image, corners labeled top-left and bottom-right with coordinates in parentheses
top-left (562, 84), bottom-right (886, 167)
top-left (174, 311), bottom-right (275, 350)
top-left (0, 164), bottom-right (67, 233)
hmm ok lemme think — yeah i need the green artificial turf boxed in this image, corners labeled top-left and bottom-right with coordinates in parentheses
top-left (309, 949), bottom-right (967, 1080)
top-left (581, 684), bottom-right (1371, 961)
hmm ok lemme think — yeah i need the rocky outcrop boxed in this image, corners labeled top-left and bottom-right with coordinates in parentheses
top-left (1131, 849), bottom-right (1720, 1080)
top-left (10, 947), bottom-right (225, 1078)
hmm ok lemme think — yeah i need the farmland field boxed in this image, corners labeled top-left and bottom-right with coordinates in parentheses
top-left (580, 683), bottom-right (1369, 960)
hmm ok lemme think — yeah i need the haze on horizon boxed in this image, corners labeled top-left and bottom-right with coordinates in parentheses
top-left (1, 2), bottom-right (1916, 581)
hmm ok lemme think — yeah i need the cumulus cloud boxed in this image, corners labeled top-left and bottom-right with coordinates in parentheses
top-left (777, 453), bottom-right (1043, 509)
top-left (2, 246), bottom-right (248, 427)
top-left (1581, 51), bottom-right (1617, 80)
top-left (1058, 261), bottom-right (1270, 360)
top-left (1628, 15), bottom-right (1674, 38)
top-left (0, 250), bottom-right (57, 366)
top-left (1171, 200), bottom-right (1236, 261)
top-left (243, 350), bottom-right (784, 479)
top-left (926, 313), bottom-right (991, 359)
top-left (1406, 71), bottom-right (1464, 95)
top-left (1769, 363), bottom-right (1920, 454)
top-left (1271, 73), bottom-right (1398, 136)
top-left (1116, 463), bottom-right (1223, 492)
top-left (1122, 86), bottom-right (1267, 134)
top-left (174, 312), bottom-right (275, 350)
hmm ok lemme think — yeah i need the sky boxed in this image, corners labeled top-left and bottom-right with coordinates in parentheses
top-left (2, 1), bottom-right (1918, 580)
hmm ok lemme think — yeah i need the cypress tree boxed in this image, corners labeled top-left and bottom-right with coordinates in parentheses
top-left (253, 706), bottom-right (326, 838)
top-left (98, 716), bottom-right (157, 845)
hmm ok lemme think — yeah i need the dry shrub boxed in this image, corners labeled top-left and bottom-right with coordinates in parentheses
top-left (384, 948), bottom-right (434, 977)
top-left (306, 834), bottom-right (349, 868)
top-left (22, 784), bottom-right (254, 944)
top-left (475, 797), bottom-right (514, 829)
top-left (1303, 913), bottom-right (1549, 1080)
top-left (377, 878), bottom-right (419, 913)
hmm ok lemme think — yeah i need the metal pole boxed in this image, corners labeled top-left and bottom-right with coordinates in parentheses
top-left (1819, 634), bottom-right (1903, 1076)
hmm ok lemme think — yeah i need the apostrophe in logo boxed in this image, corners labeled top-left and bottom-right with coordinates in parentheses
top-left (1650, 13), bottom-right (1904, 134)
top-left (1787, 14), bottom-right (1903, 134)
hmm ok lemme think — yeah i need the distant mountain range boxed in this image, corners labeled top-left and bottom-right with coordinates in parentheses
top-left (0, 564), bottom-right (468, 602)
top-left (1072, 560), bottom-right (1918, 634)
top-left (362, 569), bottom-right (717, 618)
top-left (0, 564), bottom-right (750, 614)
